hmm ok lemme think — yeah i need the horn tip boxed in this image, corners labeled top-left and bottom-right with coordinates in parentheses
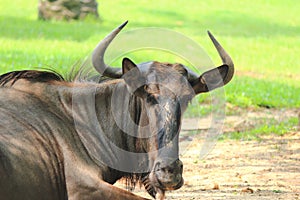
top-left (119, 20), bottom-right (129, 30)
top-left (207, 30), bottom-right (215, 40)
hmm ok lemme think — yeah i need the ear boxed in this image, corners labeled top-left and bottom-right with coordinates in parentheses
top-left (122, 58), bottom-right (146, 97)
top-left (122, 57), bottom-right (137, 74)
top-left (192, 64), bottom-right (231, 94)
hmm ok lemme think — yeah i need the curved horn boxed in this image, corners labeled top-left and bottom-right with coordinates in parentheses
top-left (207, 31), bottom-right (234, 84)
top-left (92, 21), bottom-right (128, 78)
top-left (187, 31), bottom-right (234, 94)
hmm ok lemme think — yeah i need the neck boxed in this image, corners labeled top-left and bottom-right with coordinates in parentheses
top-left (7, 78), bottom-right (151, 183)
top-left (52, 80), bottom-right (150, 174)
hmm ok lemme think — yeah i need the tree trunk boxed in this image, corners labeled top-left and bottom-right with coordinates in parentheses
top-left (38, 0), bottom-right (99, 21)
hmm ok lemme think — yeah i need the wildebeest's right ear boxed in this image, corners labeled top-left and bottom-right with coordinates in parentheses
top-left (122, 58), bottom-right (146, 96)
top-left (122, 57), bottom-right (137, 74)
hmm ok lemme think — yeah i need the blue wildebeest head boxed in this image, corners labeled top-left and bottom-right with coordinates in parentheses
top-left (91, 21), bottom-right (234, 198)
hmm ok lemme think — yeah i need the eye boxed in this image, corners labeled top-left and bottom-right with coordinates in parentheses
top-left (147, 94), bottom-right (159, 104)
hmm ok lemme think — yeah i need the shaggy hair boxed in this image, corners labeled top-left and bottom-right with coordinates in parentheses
top-left (0, 57), bottom-right (115, 87)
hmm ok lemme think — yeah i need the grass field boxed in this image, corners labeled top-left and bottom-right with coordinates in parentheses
top-left (0, 1), bottom-right (299, 112)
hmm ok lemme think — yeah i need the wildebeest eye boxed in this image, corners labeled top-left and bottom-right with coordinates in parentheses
top-left (146, 94), bottom-right (159, 104)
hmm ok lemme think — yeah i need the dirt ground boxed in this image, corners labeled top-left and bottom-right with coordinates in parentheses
top-left (116, 109), bottom-right (300, 200)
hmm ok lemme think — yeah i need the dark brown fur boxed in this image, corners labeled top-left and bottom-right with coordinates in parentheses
top-left (0, 69), bottom-right (149, 193)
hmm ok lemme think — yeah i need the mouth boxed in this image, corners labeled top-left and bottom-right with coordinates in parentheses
top-left (155, 175), bottom-right (184, 191)
top-left (157, 178), bottom-right (184, 191)
top-left (142, 172), bottom-right (184, 198)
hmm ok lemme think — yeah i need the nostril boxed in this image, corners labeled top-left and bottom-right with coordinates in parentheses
top-left (177, 159), bottom-right (183, 171)
top-left (176, 174), bottom-right (182, 181)
top-left (169, 168), bottom-right (174, 174)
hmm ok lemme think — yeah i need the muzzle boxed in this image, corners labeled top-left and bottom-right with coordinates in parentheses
top-left (150, 158), bottom-right (184, 191)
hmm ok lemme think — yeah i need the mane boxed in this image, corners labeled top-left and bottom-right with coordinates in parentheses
top-left (0, 56), bottom-right (121, 87)
top-left (0, 70), bottom-right (64, 87)
top-left (62, 58), bottom-right (116, 83)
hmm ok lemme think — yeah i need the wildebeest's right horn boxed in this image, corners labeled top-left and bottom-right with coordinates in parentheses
top-left (92, 21), bottom-right (128, 78)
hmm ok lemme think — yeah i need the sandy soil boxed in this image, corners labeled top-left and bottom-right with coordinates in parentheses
top-left (116, 109), bottom-right (300, 199)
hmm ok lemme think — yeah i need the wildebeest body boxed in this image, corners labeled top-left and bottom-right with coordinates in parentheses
top-left (0, 87), bottom-right (68, 199)
top-left (0, 75), bottom-right (156, 199)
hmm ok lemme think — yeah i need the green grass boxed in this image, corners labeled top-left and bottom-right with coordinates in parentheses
top-left (219, 117), bottom-right (298, 141)
top-left (0, 0), bottom-right (299, 129)
top-left (227, 76), bottom-right (300, 108)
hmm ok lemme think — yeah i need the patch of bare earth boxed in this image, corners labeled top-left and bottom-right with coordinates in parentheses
top-left (116, 108), bottom-right (300, 199)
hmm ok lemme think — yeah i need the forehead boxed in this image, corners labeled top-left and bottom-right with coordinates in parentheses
top-left (137, 61), bottom-right (187, 81)
top-left (136, 61), bottom-right (193, 95)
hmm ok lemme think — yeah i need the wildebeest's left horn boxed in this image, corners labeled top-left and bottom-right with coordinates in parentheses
top-left (92, 21), bottom-right (128, 78)
top-left (207, 31), bottom-right (234, 84)
top-left (189, 31), bottom-right (234, 94)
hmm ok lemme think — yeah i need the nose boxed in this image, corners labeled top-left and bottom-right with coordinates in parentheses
top-left (156, 159), bottom-right (183, 173)
top-left (154, 159), bottom-right (184, 190)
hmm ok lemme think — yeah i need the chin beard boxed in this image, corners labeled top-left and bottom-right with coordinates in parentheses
top-left (142, 174), bottom-right (165, 199)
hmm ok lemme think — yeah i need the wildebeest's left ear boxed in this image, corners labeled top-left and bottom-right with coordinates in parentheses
top-left (191, 64), bottom-right (230, 93)
top-left (190, 31), bottom-right (234, 94)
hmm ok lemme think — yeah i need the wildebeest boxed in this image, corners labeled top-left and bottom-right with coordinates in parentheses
top-left (0, 21), bottom-right (234, 200)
